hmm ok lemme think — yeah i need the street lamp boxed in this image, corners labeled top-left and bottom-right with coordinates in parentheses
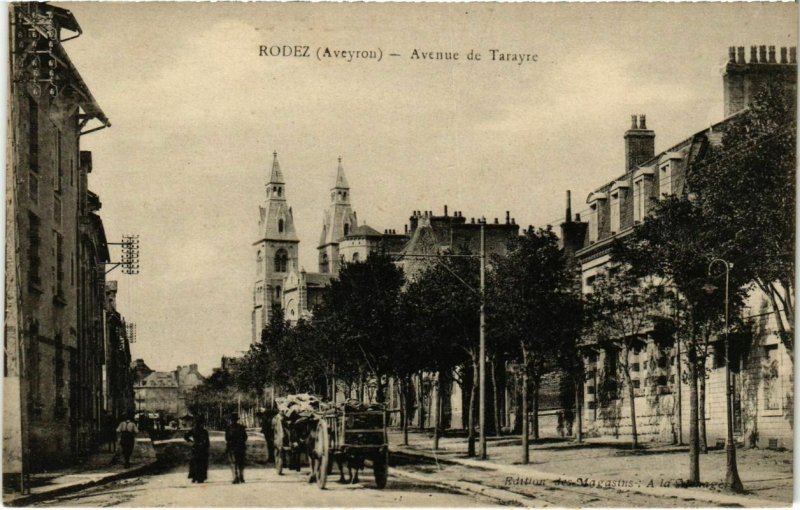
top-left (707, 258), bottom-right (744, 493)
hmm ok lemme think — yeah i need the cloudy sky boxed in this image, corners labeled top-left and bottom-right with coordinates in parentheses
top-left (59, 2), bottom-right (796, 374)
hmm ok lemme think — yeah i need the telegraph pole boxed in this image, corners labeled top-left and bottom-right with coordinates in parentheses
top-left (479, 221), bottom-right (487, 459)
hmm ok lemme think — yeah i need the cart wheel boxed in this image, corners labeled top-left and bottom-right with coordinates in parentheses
top-left (315, 421), bottom-right (330, 489)
top-left (373, 450), bottom-right (388, 489)
top-left (274, 419), bottom-right (285, 475)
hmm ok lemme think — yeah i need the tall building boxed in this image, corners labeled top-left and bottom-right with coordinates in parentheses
top-left (251, 153), bottom-right (299, 342)
top-left (5, 3), bottom-right (114, 486)
top-left (565, 45), bottom-right (797, 449)
top-left (318, 158), bottom-right (358, 276)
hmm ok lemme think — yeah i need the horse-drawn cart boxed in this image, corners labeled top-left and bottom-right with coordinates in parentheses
top-left (312, 404), bottom-right (389, 490)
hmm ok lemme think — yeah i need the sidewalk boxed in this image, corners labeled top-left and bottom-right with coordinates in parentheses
top-left (5, 436), bottom-right (159, 507)
top-left (389, 430), bottom-right (792, 507)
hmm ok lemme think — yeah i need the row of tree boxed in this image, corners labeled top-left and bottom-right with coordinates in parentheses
top-left (190, 82), bottom-right (794, 489)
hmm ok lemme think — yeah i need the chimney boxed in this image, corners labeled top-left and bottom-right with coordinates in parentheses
top-left (444, 205), bottom-right (448, 216)
top-left (728, 46), bottom-right (736, 63)
top-left (505, 211), bottom-right (510, 224)
top-left (737, 46), bottom-right (745, 64)
top-left (565, 190), bottom-right (572, 223)
top-left (624, 113), bottom-right (655, 173)
top-left (725, 44), bottom-right (798, 117)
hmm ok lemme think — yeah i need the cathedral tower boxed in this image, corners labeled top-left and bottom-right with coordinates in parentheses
top-left (252, 152), bottom-right (299, 343)
top-left (318, 157), bottom-right (357, 276)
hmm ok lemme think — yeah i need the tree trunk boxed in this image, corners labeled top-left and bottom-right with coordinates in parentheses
top-left (417, 371), bottom-right (424, 430)
top-left (623, 361), bottom-right (638, 449)
top-left (491, 358), bottom-right (501, 436)
top-left (574, 377), bottom-right (583, 443)
top-left (433, 372), bottom-right (442, 450)
top-left (532, 376), bottom-right (540, 441)
top-left (521, 355), bottom-right (529, 464)
top-left (699, 371), bottom-right (707, 454)
top-left (688, 338), bottom-right (700, 485)
top-left (467, 360), bottom-right (477, 457)
top-left (399, 377), bottom-right (409, 446)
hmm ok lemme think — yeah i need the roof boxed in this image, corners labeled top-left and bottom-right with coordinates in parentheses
top-left (269, 152), bottom-right (285, 184)
top-left (304, 272), bottom-right (333, 287)
top-left (346, 224), bottom-right (382, 238)
top-left (333, 157), bottom-right (349, 189)
top-left (138, 371), bottom-right (178, 388)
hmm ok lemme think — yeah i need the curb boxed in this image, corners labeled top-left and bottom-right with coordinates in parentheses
top-left (5, 461), bottom-right (160, 507)
top-left (394, 446), bottom-right (784, 508)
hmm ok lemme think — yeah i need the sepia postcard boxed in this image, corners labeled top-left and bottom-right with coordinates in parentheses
top-left (4, 1), bottom-right (797, 507)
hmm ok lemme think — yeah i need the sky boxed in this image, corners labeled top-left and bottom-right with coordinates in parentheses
top-left (57, 2), bottom-right (797, 375)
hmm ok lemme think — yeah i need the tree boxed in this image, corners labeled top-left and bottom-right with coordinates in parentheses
top-left (401, 251), bottom-right (477, 453)
top-left (489, 226), bottom-right (579, 463)
top-left (614, 195), bottom-right (750, 488)
top-left (584, 265), bottom-right (665, 449)
top-left (318, 254), bottom-right (405, 403)
top-left (688, 81), bottom-right (796, 363)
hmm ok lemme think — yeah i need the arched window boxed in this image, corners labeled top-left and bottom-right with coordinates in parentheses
top-left (320, 252), bottom-right (329, 273)
top-left (352, 252), bottom-right (360, 262)
top-left (278, 219), bottom-right (284, 233)
top-left (344, 223), bottom-right (350, 236)
top-left (274, 249), bottom-right (288, 272)
top-left (275, 285), bottom-right (282, 301)
top-left (256, 250), bottom-right (263, 273)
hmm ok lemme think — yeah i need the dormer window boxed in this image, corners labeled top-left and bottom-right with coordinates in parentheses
top-left (586, 192), bottom-right (607, 243)
top-left (658, 153), bottom-right (682, 197)
top-left (632, 167), bottom-right (655, 224)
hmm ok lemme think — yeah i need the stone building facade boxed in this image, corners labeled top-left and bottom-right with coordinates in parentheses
top-left (566, 46), bottom-right (796, 449)
top-left (4, 3), bottom-right (119, 485)
top-left (133, 364), bottom-right (204, 421)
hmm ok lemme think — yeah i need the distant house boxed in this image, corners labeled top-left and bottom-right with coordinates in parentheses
top-left (134, 364), bottom-right (204, 421)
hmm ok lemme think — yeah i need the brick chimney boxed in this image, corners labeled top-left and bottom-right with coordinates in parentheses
top-left (723, 45), bottom-right (797, 117)
top-left (624, 114), bottom-right (655, 173)
top-left (559, 190), bottom-right (588, 255)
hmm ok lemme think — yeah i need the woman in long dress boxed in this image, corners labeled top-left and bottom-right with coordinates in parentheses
top-left (184, 416), bottom-right (210, 483)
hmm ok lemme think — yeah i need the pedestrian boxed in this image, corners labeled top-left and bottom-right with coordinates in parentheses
top-left (117, 412), bottom-right (139, 468)
top-left (259, 409), bottom-right (277, 463)
top-left (225, 412), bottom-right (248, 484)
top-left (184, 416), bottom-right (210, 483)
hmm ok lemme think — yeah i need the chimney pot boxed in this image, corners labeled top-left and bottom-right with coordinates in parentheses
top-left (444, 205), bottom-right (448, 216)
top-left (494, 217), bottom-right (499, 224)
top-left (790, 47), bottom-right (797, 64)
top-left (750, 46), bottom-right (758, 63)
top-left (759, 45), bottom-right (767, 63)
top-left (505, 211), bottom-right (510, 223)
top-left (639, 114), bottom-right (647, 129)
top-left (575, 213), bottom-right (581, 222)
top-left (471, 218), bottom-right (475, 224)
top-left (737, 46), bottom-right (745, 63)
top-left (769, 46), bottom-right (776, 63)
top-left (728, 46), bottom-right (736, 63)
top-left (780, 47), bottom-right (788, 64)
top-left (630, 114), bottom-right (638, 129)
top-left (512, 218), bottom-right (516, 224)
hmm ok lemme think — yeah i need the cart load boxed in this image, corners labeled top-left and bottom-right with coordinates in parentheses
top-left (272, 393), bottom-right (330, 474)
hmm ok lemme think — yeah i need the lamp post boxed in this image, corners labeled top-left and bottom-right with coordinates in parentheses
top-left (707, 258), bottom-right (744, 493)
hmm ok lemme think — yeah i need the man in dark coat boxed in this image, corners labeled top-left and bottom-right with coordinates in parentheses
top-left (225, 413), bottom-right (248, 484)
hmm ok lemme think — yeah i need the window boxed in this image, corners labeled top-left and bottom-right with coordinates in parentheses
top-left (274, 249), bottom-right (288, 272)
top-left (54, 129), bottom-right (62, 192)
top-left (274, 285), bottom-right (281, 301)
top-left (28, 96), bottom-right (39, 173)
top-left (610, 191), bottom-right (620, 234)
top-left (633, 179), bottom-right (644, 223)
top-left (320, 252), bottom-right (329, 273)
top-left (28, 212), bottom-right (41, 288)
top-left (352, 252), bottom-right (360, 262)
top-left (343, 223), bottom-right (350, 236)
top-left (589, 202), bottom-right (598, 242)
top-left (256, 250), bottom-right (263, 274)
top-left (277, 187), bottom-right (282, 197)
top-left (763, 345), bottom-right (781, 411)
top-left (54, 231), bottom-right (64, 298)
top-left (278, 219), bottom-right (284, 233)
top-left (53, 194), bottom-right (61, 226)
top-left (29, 172), bottom-right (39, 204)
top-left (659, 163), bottom-right (671, 196)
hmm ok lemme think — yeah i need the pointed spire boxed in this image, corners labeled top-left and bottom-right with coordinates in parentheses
top-left (333, 156), bottom-right (349, 190)
top-left (269, 150), bottom-right (285, 185)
